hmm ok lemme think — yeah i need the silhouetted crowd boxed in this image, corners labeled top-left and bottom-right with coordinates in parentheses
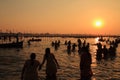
top-left (22, 37), bottom-right (120, 80)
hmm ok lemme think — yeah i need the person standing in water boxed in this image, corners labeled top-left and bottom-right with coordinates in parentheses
top-left (21, 53), bottom-right (41, 80)
top-left (40, 48), bottom-right (60, 80)
top-left (80, 47), bottom-right (93, 80)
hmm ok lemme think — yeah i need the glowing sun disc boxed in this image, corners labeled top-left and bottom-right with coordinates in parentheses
top-left (96, 21), bottom-right (102, 27)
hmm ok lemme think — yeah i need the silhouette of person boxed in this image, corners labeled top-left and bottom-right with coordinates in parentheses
top-left (109, 45), bottom-right (116, 60)
top-left (67, 40), bottom-right (71, 54)
top-left (80, 47), bottom-right (93, 80)
top-left (40, 48), bottom-right (60, 80)
top-left (77, 39), bottom-right (82, 51)
top-left (21, 53), bottom-right (40, 80)
top-left (97, 42), bottom-right (102, 49)
top-left (96, 46), bottom-right (103, 61)
top-left (102, 45), bottom-right (108, 60)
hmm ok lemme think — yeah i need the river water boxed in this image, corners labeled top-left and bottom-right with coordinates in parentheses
top-left (0, 37), bottom-right (120, 80)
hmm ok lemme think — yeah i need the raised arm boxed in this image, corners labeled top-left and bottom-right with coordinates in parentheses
top-left (52, 54), bottom-right (60, 68)
top-left (39, 54), bottom-right (46, 70)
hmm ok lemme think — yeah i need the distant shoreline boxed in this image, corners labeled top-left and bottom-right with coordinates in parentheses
top-left (0, 32), bottom-right (120, 38)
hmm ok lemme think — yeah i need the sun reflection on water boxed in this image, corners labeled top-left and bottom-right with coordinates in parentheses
top-left (95, 37), bottom-right (99, 43)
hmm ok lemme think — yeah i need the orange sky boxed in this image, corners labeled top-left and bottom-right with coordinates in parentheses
top-left (0, 0), bottom-right (120, 34)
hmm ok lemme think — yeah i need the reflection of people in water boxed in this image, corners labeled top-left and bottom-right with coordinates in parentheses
top-left (80, 47), bottom-right (93, 80)
top-left (40, 48), bottom-right (60, 80)
top-left (21, 53), bottom-right (40, 80)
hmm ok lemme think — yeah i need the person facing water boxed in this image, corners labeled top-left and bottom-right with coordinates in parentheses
top-left (21, 53), bottom-right (40, 80)
top-left (102, 45), bottom-right (108, 60)
top-left (80, 47), bottom-right (93, 80)
top-left (39, 48), bottom-right (60, 80)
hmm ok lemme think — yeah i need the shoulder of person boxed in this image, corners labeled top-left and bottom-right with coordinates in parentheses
top-left (34, 60), bottom-right (40, 65)
top-left (24, 60), bottom-right (31, 65)
top-left (51, 53), bottom-right (55, 56)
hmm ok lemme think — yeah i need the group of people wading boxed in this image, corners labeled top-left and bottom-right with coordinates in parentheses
top-left (96, 38), bottom-right (120, 61)
top-left (21, 48), bottom-right (60, 80)
top-left (21, 47), bottom-right (93, 80)
top-left (21, 38), bottom-right (120, 80)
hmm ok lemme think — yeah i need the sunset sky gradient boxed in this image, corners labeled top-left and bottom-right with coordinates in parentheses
top-left (0, 0), bottom-right (120, 34)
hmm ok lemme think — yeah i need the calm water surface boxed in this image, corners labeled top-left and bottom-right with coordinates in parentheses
top-left (0, 37), bottom-right (120, 80)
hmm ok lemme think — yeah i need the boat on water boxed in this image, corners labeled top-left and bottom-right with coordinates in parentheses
top-left (28, 38), bottom-right (42, 42)
top-left (0, 32), bottom-right (24, 48)
top-left (27, 38), bottom-right (41, 45)
top-left (0, 41), bottom-right (23, 48)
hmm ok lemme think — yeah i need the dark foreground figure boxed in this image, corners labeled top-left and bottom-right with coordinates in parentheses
top-left (40, 48), bottom-right (60, 80)
top-left (21, 53), bottom-right (40, 80)
top-left (80, 47), bottom-right (93, 80)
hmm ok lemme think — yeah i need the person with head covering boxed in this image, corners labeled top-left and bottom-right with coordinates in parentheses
top-left (21, 53), bottom-right (40, 80)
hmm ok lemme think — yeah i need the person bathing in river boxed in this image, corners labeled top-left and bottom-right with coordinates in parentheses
top-left (80, 47), bottom-right (93, 80)
top-left (21, 53), bottom-right (41, 80)
top-left (39, 48), bottom-right (60, 80)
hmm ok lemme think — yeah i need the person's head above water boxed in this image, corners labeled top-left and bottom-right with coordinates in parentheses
top-left (45, 48), bottom-right (50, 53)
top-left (45, 48), bottom-right (52, 58)
top-left (30, 53), bottom-right (36, 60)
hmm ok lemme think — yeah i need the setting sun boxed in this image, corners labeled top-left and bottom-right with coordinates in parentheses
top-left (96, 21), bottom-right (102, 27)
top-left (93, 19), bottom-right (104, 29)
